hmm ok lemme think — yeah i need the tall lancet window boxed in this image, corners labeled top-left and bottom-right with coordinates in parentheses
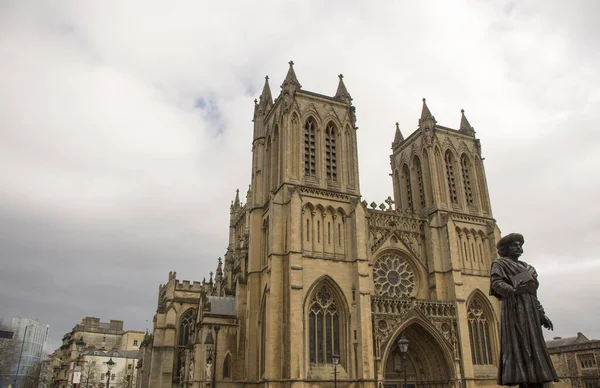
top-left (414, 156), bottom-right (425, 208)
top-left (176, 309), bottom-right (195, 379)
top-left (309, 284), bottom-right (340, 365)
top-left (325, 123), bottom-right (337, 180)
top-left (304, 119), bottom-right (316, 177)
top-left (467, 298), bottom-right (494, 365)
top-left (461, 154), bottom-right (474, 206)
top-left (402, 164), bottom-right (413, 210)
top-left (445, 151), bottom-right (459, 205)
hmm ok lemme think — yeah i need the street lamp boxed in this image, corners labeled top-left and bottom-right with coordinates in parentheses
top-left (105, 358), bottom-right (116, 388)
top-left (332, 353), bottom-right (340, 388)
top-left (397, 334), bottom-right (409, 388)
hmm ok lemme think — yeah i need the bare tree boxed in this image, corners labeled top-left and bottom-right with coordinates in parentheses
top-left (0, 317), bottom-right (19, 383)
top-left (114, 366), bottom-right (137, 388)
top-left (21, 360), bottom-right (42, 388)
top-left (79, 360), bottom-right (104, 388)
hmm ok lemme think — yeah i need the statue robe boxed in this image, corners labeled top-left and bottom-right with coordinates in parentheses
top-left (490, 258), bottom-right (559, 386)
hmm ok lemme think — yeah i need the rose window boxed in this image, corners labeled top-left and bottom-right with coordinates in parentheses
top-left (373, 254), bottom-right (415, 297)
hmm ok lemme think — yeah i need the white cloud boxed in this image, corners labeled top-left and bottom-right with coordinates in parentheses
top-left (0, 0), bottom-right (598, 349)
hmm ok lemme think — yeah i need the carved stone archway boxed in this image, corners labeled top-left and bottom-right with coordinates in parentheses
top-left (372, 299), bottom-right (458, 388)
top-left (382, 323), bottom-right (454, 388)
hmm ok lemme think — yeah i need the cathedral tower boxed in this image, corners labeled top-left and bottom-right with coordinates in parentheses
top-left (246, 62), bottom-right (374, 387)
top-left (389, 99), bottom-right (502, 384)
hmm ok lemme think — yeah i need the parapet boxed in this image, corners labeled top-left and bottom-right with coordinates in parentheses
top-left (175, 279), bottom-right (203, 292)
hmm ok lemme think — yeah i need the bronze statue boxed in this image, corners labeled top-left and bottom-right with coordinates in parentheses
top-left (490, 233), bottom-right (559, 388)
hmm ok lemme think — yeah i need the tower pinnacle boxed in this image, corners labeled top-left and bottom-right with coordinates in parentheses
top-left (459, 109), bottom-right (475, 136)
top-left (334, 73), bottom-right (352, 103)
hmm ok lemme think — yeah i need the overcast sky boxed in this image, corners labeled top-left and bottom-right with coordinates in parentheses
top-left (1, 0), bottom-right (599, 352)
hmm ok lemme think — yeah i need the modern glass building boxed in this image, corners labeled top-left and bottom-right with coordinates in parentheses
top-left (11, 317), bottom-right (50, 387)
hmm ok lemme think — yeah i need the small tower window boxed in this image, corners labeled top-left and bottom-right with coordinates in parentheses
top-left (414, 156), bottom-right (425, 208)
top-left (461, 154), bottom-right (474, 205)
top-left (445, 151), bottom-right (459, 205)
top-left (304, 119), bottom-right (316, 177)
top-left (402, 164), bottom-right (413, 210)
top-left (326, 123), bottom-right (337, 180)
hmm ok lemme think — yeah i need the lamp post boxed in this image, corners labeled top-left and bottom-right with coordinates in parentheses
top-left (105, 358), bottom-right (115, 388)
top-left (332, 353), bottom-right (340, 388)
top-left (74, 336), bottom-right (86, 388)
top-left (397, 334), bottom-right (409, 388)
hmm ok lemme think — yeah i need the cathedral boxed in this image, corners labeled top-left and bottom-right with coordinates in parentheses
top-left (137, 62), bottom-right (503, 388)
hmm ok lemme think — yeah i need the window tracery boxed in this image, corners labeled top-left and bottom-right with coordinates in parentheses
top-left (461, 154), bottom-right (474, 206)
top-left (326, 123), bottom-right (337, 180)
top-left (304, 119), bottom-right (316, 177)
top-left (309, 284), bottom-right (340, 365)
top-left (414, 156), bottom-right (425, 208)
top-left (402, 164), bottom-right (413, 210)
top-left (445, 151), bottom-right (458, 205)
top-left (467, 298), bottom-right (493, 365)
top-left (373, 254), bottom-right (415, 298)
top-left (176, 309), bottom-right (195, 378)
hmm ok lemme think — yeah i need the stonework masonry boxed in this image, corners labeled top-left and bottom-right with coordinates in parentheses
top-left (139, 62), bottom-right (510, 388)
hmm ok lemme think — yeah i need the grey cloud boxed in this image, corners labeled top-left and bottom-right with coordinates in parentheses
top-left (1, 0), bottom-right (599, 349)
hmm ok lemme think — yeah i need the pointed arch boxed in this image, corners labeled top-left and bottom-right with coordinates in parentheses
top-left (393, 168), bottom-right (401, 210)
top-left (444, 150), bottom-right (459, 205)
top-left (265, 135), bottom-right (272, 196)
top-left (474, 156), bottom-right (491, 214)
top-left (290, 112), bottom-right (300, 178)
top-left (304, 276), bottom-right (349, 368)
top-left (261, 217), bottom-right (269, 267)
top-left (222, 352), bottom-right (232, 379)
top-left (460, 153), bottom-right (474, 207)
top-left (335, 207), bottom-right (346, 255)
top-left (304, 117), bottom-right (317, 178)
top-left (413, 155), bottom-right (426, 208)
top-left (421, 149), bottom-right (434, 206)
top-left (345, 126), bottom-right (355, 188)
top-left (271, 126), bottom-right (280, 190)
top-left (325, 121), bottom-right (338, 181)
top-left (434, 146), bottom-right (447, 206)
top-left (302, 203), bottom-right (315, 251)
top-left (259, 285), bottom-right (268, 377)
top-left (175, 308), bottom-right (196, 379)
top-left (466, 289), bottom-right (497, 366)
top-left (401, 164), bottom-right (413, 210)
top-left (381, 310), bottom-right (455, 383)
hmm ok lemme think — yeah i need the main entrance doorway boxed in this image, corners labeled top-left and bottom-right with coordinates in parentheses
top-left (383, 322), bottom-right (454, 388)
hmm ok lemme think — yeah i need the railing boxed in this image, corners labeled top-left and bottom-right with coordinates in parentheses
top-left (371, 297), bottom-right (456, 317)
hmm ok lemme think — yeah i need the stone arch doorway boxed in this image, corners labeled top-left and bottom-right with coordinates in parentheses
top-left (382, 323), bottom-right (454, 388)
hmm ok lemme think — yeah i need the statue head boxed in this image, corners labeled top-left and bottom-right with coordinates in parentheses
top-left (497, 233), bottom-right (524, 259)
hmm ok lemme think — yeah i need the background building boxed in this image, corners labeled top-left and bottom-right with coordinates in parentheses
top-left (51, 317), bottom-right (143, 388)
top-left (9, 317), bottom-right (49, 388)
top-left (548, 333), bottom-right (600, 388)
top-left (140, 63), bottom-right (504, 388)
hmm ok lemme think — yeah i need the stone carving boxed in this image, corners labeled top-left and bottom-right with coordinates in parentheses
top-left (205, 358), bottom-right (213, 381)
top-left (373, 253), bottom-right (415, 298)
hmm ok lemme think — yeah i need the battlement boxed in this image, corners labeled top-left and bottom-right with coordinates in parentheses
top-left (175, 279), bottom-right (203, 292)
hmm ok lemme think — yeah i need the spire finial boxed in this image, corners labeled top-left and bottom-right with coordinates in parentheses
top-left (265, 75), bottom-right (269, 81)
top-left (289, 60), bottom-right (294, 67)
top-left (393, 122), bottom-right (404, 144)
top-left (459, 108), bottom-right (474, 135)
top-left (420, 97), bottom-right (434, 122)
top-left (334, 73), bottom-right (352, 102)
top-left (282, 60), bottom-right (301, 89)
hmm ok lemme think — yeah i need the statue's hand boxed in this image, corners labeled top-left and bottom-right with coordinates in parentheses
top-left (542, 314), bottom-right (554, 330)
top-left (514, 281), bottom-right (530, 295)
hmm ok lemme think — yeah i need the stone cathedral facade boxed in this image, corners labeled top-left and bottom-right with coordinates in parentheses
top-left (137, 62), bottom-right (504, 388)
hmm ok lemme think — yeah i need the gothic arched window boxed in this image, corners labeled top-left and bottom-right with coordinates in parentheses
top-left (304, 119), bottom-right (316, 177)
top-left (414, 156), bottom-right (425, 208)
top-left (223, 354), bottom-right (232, 379)
top-left (467, 298), bottom-right (494, 365)
top-left (402, 164), bottom-right (413, 210)
top-left (461, 154), bottom-right (474, 206)
top-left (176, 309), bottom-right (195, 378)
top-left (445, 151), bottom-right (459, 205)
top-left (325, 123), bottom-right (337, 181)
top-left (309, 283), bottom-right (341, 365)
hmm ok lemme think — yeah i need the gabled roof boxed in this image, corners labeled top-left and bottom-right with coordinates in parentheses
top-left (546, 332), bottom-right (590, 348)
